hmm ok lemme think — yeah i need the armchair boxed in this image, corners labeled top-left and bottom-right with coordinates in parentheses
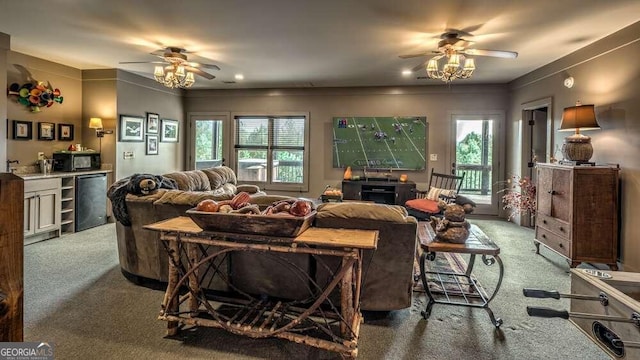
top-left (404, 169), bottom-right (467, 220)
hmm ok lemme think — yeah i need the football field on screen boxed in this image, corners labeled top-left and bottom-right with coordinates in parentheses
top-left (332, 116), bottom-right (427, 169)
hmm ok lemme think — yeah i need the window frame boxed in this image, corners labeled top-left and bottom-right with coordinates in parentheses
top-left (231, 112), bottom-right (310, 192)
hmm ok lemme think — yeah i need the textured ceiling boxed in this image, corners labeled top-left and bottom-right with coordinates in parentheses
top-left (1, 0), bottom-right (639, 88)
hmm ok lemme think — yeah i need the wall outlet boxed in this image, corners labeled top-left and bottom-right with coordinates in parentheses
top-left (429, 154), bottom-right (438, 161)
top-left (123, 151), bottom-right (134, 160)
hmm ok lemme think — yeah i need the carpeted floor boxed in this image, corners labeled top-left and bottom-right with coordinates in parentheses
top-left (23, 219), bottom-right (608, 359)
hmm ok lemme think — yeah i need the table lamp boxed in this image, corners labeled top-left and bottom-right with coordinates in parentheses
top-left (559, 102), bottom-right (600, 163)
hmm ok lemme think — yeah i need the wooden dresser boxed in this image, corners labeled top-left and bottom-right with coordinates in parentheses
top-left (534, 163), bottom-right (619, 269)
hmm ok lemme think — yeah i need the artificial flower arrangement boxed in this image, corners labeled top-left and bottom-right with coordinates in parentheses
top-left (498, 175), bottom-right (536, 221)
top-left (7, 81), bottom-right (63, 112)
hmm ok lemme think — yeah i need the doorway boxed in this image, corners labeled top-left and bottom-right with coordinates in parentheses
top-left (451, 112), bottom-right (503, 215)
top-left (187, 112), bottom-right (230, 170)
top-left (520, 98), bottom-right (554, 227)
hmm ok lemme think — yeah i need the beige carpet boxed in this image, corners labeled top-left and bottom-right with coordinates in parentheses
top-left (23, 219), bottom-right (607, 359)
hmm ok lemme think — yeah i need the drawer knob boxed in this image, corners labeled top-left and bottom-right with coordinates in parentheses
top-left (541, 234), bottom-right (546, 239)
top-left (559, 243), bottom-right (564, 248)
top-left (543, 220), bottom-right (547, 224)
top-left (548, 190), bottom-right (557, 195)
top-left (559, 227), bottom-right (565, 232)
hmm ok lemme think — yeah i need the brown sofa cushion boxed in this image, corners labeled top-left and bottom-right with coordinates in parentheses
top-left (163, 170), bottom-right (211, 191)
top-left (201, 166), bottom-right (237, 189)
top-left (316, 202), bottom-right (416, 224)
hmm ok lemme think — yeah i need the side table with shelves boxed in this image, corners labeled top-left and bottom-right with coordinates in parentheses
top-left (144, 216), bottom-right (378, 359)
top-left (417, 221), bottom-right (504, 328)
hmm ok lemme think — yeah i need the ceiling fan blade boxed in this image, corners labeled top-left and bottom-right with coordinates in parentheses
top-left (463, 49), bottom-right (518, 58)
top-left (399, 51), bottom-right (440, 59)
top-left (185, 66), bottom-right (215, 80)
top-left (411, 61), bottom-right (427, 72)
top-left (119, 61), bottom-right (167, 65)
top-left (399, 52), bottom-right (430, 59)
top-left (189, 62), bottom-right (221, 71)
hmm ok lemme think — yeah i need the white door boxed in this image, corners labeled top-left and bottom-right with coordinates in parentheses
top-left (188, 113), bottom-right (230, 170)
top-left (451, 113), bottom-right (503, 215)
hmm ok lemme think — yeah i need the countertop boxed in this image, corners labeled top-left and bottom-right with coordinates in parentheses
top-left (18, 169), bottom-right (112, 180)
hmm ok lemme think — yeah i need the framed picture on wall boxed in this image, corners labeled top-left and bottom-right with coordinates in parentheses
top-left (37, 122), bottom-right (55, 141)
top-left (146, 135), bottom-right (159, 155)
top-left (146, 112), bottom-right (159, 134)
top-left (119, 115), bottom-right (144, 142)
top-left (12, 120), bottom-right (32, 140)
top-left (161, 119), bottom-right (179, 142)
top-left (58, 123), bottom-right (74, 141)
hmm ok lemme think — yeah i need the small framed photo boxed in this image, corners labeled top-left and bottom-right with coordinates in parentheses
top-left (58, 123), bottom-right (74, 141)
top-left (146, 134), bottom-right (159, 155)
top-left (38, 122), bottom-right (55, 141)
top-left (146, 112), bottom-right (159, 134)
top-left (161, 119), bottom-right (179, 142)
top-left (12, 120), bottom-right (32, 140)
top-left (119, 115), bottom-right (144, 142)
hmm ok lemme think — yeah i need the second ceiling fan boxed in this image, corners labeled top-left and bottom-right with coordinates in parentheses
top-left (399, 30), bottom-right (518, 82)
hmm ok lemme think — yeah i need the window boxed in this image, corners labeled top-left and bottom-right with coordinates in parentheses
top-left (234, 115), bottom-right (308, 191)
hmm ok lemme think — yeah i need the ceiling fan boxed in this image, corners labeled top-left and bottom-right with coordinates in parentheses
top-left (120, 47), bottom-right (220, 84)
top-left (399, 30), bottom-right (518, 80)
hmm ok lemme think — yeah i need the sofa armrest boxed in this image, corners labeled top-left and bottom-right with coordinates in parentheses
top-left (237, 184), bottom-right (261, 194)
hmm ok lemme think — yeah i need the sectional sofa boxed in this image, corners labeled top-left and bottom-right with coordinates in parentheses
top-left (111, 166), bottom-right (418, 311)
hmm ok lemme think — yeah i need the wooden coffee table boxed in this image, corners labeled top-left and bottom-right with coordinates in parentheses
top-left (417, 221), bottom-right (504, 327)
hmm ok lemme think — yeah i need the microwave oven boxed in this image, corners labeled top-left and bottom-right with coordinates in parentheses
top-left (53, 151), bottom-right (101, 172)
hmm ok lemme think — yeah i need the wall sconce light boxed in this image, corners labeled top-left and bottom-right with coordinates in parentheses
top-left (559, 101), bottom-right (600, 164)
top-left (89, 117), bottom-right (104, 137)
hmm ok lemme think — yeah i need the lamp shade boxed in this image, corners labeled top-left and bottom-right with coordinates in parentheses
top-left (89, 117), bottom-right (103, 129)
top-left (559, 104), bottom-right (600, 131)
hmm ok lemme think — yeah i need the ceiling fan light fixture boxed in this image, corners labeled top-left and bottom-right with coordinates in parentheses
top-left (425, 51), bottom-right (474, 83)
top-left (463, 58), bottom-right (476, 71)
top-left (175, 65), bottom-right (186, 78)
top-left (154, 66), bottom-right (165, 81)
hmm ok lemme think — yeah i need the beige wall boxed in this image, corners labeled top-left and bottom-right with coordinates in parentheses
top-left (184, 85), bottom-right (509, 197)
top-left (507, 22), bottom-right (640, 271)
top-left (115, 70), bottom-right (184, 179)
top-left (6, 52), bottom-right (82, 167)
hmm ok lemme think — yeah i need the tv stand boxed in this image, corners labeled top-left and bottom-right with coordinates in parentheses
top-left (342, 180), bottom-right (416, 205)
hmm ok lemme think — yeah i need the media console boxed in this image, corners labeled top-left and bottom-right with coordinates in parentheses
top-left (342, 180), bottom-right (416, 205)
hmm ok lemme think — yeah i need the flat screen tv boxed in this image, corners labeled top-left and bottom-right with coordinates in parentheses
top-left (332, 116), bottom-right (427, 170)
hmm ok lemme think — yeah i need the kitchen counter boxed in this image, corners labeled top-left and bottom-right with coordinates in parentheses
top-left (18, 169), bottom-right (112, 180)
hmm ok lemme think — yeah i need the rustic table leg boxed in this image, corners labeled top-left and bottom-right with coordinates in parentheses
top-left (165, 238), bottom-right (181, 336)
top-left (340, 252), bottom-right (354, 338)
top-left (187, 243), bottom-right (201, 317)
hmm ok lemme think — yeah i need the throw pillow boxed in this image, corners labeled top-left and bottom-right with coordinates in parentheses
top-left (426, 187), bottom-right (457, 201)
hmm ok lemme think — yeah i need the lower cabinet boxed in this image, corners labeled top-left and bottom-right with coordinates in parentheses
top-left (24, 178), bottom-right (61, 243)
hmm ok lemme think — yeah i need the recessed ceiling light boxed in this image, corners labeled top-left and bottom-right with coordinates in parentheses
top-left (235, 74), bottom-right (244, 80)
top-left (402, 70), bottom-right (412, 76)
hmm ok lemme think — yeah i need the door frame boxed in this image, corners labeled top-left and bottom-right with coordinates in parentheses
top-left (186, 112), bottom-right (231, 170)
top-left (520, 97), bottom-right (554, 226)
top-left (449, 110), bottom-right (505, 216)
top-left (520, 97), bottom-right (554, 177)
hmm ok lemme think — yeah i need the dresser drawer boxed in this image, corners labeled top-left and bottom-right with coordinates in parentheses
top-left (536, 226), bottom-right (571, 258)
top-left (536, 213), bottom-right (571, 239)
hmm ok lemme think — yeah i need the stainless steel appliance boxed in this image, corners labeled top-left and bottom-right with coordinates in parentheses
top-left (53, 151), bottom-right (101, 172)
top-left (75, 173), bottom-right (107, 231)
